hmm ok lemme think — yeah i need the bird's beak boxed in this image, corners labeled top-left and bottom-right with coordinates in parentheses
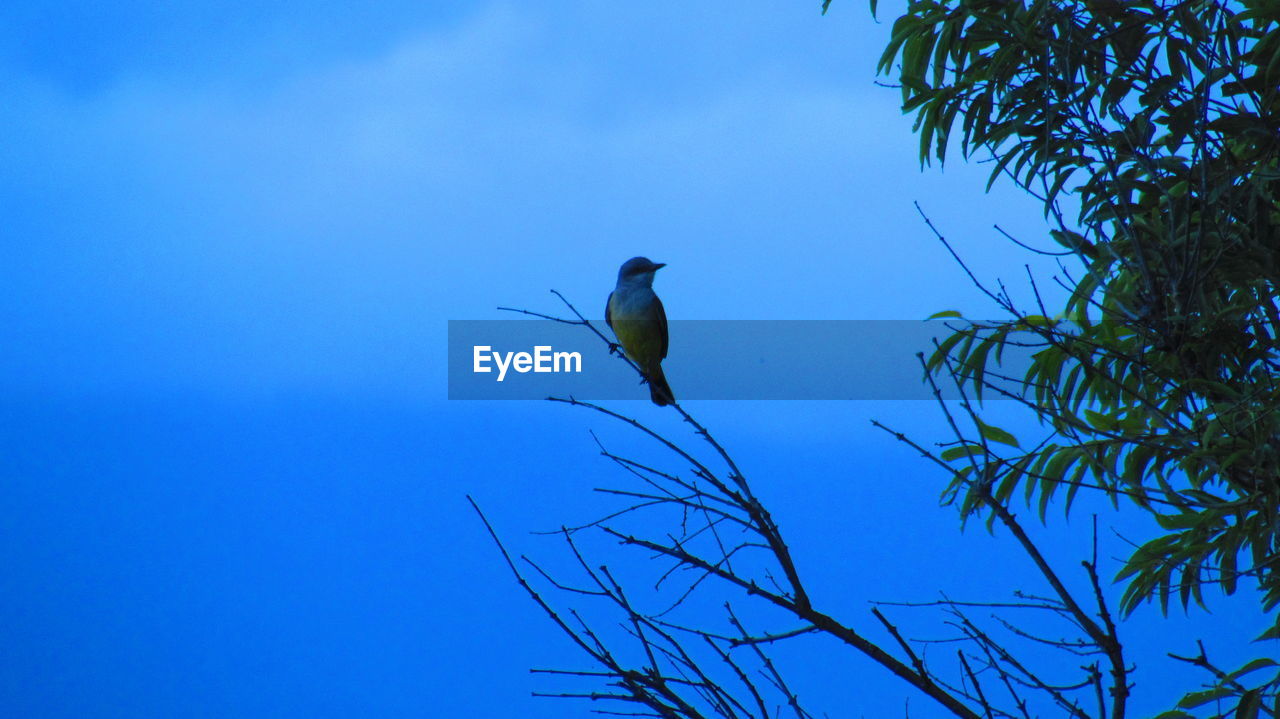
top-left (653, 263), bottom-right (666, 270)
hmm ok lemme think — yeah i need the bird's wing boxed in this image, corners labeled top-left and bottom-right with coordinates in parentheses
top-left (605, 291), bottom-right (614, 331)
top-left (655, 295), bottom-right (668, 359)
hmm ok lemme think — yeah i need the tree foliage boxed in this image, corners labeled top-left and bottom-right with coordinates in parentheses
top-left (868, 0), bottom-right (1280, 711)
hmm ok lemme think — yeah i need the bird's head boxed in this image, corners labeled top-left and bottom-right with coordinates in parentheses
top-left (617, 257), bottom-right (666, 286)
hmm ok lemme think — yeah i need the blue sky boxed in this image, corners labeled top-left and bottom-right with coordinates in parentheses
top-left (0, 2), bottom-right (1268, 718)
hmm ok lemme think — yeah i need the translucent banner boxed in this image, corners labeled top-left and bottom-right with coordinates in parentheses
top-left (448, 320), bottom-right (1039, 400)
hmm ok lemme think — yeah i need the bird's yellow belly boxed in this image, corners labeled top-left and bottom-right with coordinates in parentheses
top-left (611, 318), bottom-right (663, 368)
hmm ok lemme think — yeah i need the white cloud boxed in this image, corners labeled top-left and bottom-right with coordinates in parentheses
top-left (0, 2), bottom-right (1054, 397)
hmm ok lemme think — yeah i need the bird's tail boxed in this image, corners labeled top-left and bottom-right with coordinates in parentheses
top-left (647, 364), bottom-right (675, 406)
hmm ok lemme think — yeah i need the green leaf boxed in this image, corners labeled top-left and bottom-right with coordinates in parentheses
top-left (1018, 314), bottom-right (1055, 327)
top-left (1176, 686), bottom-right (1232, 709)
top-left (1255, 619), bottom-right (1280, 641)
top-left (995, 455), bottom-right (1031, 505)
top-left (1084, 408), bottom-right (1119, 432)
top-left (1220, 537), bottom-right (1239, 594)
top-left (1224, 657), bottom-right (1277, 681)
top-left (1234, 689), bottom-right (1260, 719)
top-left (975, 418), bottom-right (1020, 448)
top-left (941, 444), bottom-right (985, 462)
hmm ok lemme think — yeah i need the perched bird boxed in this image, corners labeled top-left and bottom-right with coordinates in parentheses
top-left (606, 257), bottom-right (675, 406)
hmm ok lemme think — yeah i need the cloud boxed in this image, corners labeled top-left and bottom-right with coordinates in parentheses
top-left (5, 6), bottom-right (885, 212)
top-left (0, 2), bottom-right (1050, 398)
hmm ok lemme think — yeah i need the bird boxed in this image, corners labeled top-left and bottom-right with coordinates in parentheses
top-left (606, 257), bottom-right (675, 406)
